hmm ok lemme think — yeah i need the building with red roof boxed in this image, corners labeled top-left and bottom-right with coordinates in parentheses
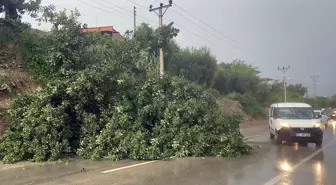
top-left (259, 77), bottom-right (274, 82)
top-left (82, 26), bottom-right (124, 40)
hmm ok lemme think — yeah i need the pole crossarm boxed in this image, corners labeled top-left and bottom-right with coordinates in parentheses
top-left (149, 0), bottom-right (173, 77)
top-left (277, 66), bottom-right (290, 102)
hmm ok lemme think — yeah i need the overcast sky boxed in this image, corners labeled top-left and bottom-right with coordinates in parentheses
top-left (23, 0), bottom-right (336, 97)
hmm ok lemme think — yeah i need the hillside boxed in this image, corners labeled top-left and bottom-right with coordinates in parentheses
top-left (0, 45), bottom-right (38, 135)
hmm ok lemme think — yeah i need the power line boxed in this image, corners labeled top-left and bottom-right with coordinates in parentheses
top-left (43, 1), bottom-right (125, 34)
top-left (94, 0), bottom-right (156, 25)
top-left (101, 0), bottom-right (133, 15)
top-left (122, 0), bottom-right (222, 48)
top-left (74, 0), bottom-right (119, 17)
top-left (47, 0), bottom-right (240, 52)
top-left (172, 2), bottom-right (244, 48)
top-left (160, 16), bottom-right (222, 48)
top-left (149, 1), bottom-right (173, 77)
top-left (153, 0), bottom-right (243, 49)
top-left (76, 0), bottom-right (225, 50)
top-left (168, 7), bottom-right (243, 51)
top-left (124, 0), bottom-right (148, 9)
top-left (74, 0), bottom-right (155, 26)
top-left (44, 1), bottom-right (90, 16)
top-left (151, 0), bottom-right (248, 56)
top-left (91, 0), bottom-right (133, 18)
top-left (100, 0), bottom-right (147, 21)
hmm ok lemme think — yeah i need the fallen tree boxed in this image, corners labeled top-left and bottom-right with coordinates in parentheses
top-left (0, 9), bottom-right (251, 163)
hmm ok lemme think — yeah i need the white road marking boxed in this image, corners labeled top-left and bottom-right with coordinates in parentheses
top-left (101, 156), bottom-right (176, 174)
top-left (244, 132), bottom-right (268, 140)
top-left (101, 160), bottom-right (158, 174)
top-left (264, 139), bottom-right (336, 185)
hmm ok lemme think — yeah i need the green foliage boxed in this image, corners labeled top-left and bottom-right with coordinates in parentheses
top-left (0, 0), bottom-right (41, 20)
top-left (213, 61), bottom-right (259, 94)
top-left (169, 47), bottom-right (217, 87)
top-left (77, 76), bottom-right (251, 160)
top-left (304, 97), bottom-right (331, 109)
top-left (135, 22), bottom-right (179, 60)
top-left (0, 9), bottom-right (251, 163)
top-left (328, 95), bottom-right (336, 108)
top-left (0, 91), bottom-right (73, 163)
top-left (0, 75), bottom-right (252, 163)
top-left (287, 84), bottom-right (307, 97)
top-left (0, 19), bottom-right (30, 45)
top-left (134, 24), bottom-right (217, 87)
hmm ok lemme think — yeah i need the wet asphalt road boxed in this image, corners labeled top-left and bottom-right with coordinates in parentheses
top-left (1, 124), bottom-right (336, 185)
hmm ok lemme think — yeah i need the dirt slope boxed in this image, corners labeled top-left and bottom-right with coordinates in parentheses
top-left (216, 97), bottom-right (266, 128)
top-left (0, 44), bottom-right (38, 136)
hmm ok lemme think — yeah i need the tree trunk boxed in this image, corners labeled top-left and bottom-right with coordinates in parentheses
top-left (1, 0), bottom-right (19, 20)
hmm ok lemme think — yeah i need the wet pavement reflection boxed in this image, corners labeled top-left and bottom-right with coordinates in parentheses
top-left (274, 142), bottom-right (325, 173)
top-left (1, 126), bottom-right (336, 185)
top-left (274, 125), bottom-right (336, 185)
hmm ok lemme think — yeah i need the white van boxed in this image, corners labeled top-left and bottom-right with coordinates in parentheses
top-left (269, 102), bottom-right (323, 146)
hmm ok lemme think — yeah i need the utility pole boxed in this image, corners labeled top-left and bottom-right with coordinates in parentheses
top-left (278, 66), bottom-right (290, 102)
top-left (310, 75), bottom-right (319, 97)
top-left (305, 87), bottom-right (309, 98)
top-left (149, 0), bottom-right (173, 77)
top-left (95, 16), bottom-right (98, 27)
top-left (133, 6), bottom-right (136, 36)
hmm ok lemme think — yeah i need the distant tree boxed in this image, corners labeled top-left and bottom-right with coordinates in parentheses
top-left (212, 65), bottom-right (229, 93)
top-left (287, 84), bottom-right (307, 97)
top-left (132, 22), bottom-right (179, 75)
top-left (0, 0), bottom-right (41, 20)
top-left (327, 95), bottom-right (336, 108)
top-left (213, 60), bottom-right (260, 94)
top-left (171, 46), bottom-right (217, 87)
top-left (134, 22), bottom-right (179, 58)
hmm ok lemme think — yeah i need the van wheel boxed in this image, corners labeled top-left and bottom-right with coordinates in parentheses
top-left (275, 130), bottom-right (282, 145)
top-left (315, 139), bottom-right (323, 147)
top-left (270, 130), bottom-right (275, 140)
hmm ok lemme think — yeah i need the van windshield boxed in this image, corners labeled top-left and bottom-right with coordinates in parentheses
top-left (275, 107), bottom-right (315, 119)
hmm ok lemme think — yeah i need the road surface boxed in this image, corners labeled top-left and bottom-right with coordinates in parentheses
top-left (1, 125), bottom-right (336, 185)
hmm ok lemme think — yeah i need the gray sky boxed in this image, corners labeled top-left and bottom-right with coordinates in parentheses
top-left (22, 0), bottom-right (336, 97)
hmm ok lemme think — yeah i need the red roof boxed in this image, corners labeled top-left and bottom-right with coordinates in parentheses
top-left (82, 26), bottom-right (124, 40)
top-left (259, 77), bottom-right (274, 81)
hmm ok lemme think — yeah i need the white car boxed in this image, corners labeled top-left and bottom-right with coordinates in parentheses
top-left (313, 109), bottom-right (322, 117)
top-left (269, 102), bottom-right (324, 146)
top-left (321, 112), bottom-right (329, 127)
